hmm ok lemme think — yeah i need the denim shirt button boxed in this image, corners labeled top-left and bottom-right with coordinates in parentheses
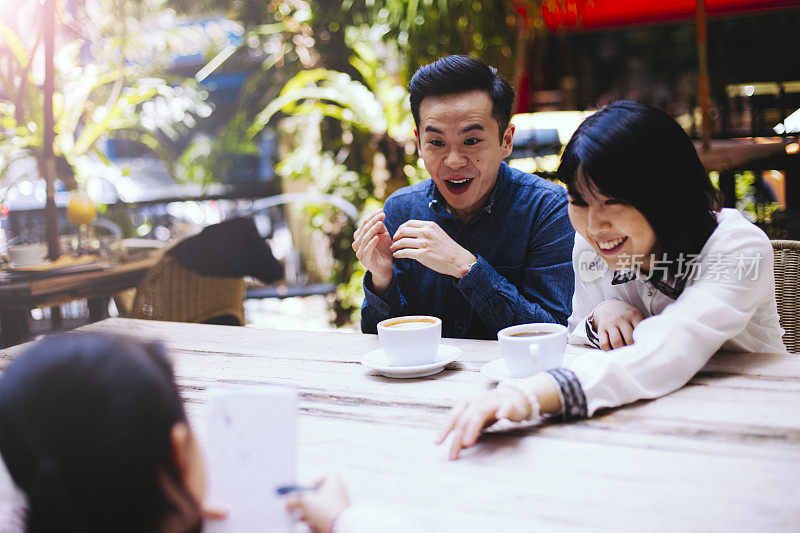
top-left (464, 287), bottom-right (473, 296)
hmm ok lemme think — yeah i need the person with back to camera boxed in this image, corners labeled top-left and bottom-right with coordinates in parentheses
top-left (437, 101), bottom-right (786, 459)
top-left (0, 333), bottom-right (406, 532)
top-left (353, 55), bottom-right (575, 340)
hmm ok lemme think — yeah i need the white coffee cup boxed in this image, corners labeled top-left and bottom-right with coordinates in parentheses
top-left (8, 243), bottom-right (48, 267)
top-left (497, 323), bottom-right (568, 378)
top-left (377, 315), bottom-right (441, 366)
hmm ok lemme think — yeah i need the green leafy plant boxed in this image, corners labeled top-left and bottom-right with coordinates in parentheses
top-left (0, 4), bottom-right (213, 201)
top-left (247, 22), bottom-right (427, 325)
top-left (733, 171), bottom-right (784, 237)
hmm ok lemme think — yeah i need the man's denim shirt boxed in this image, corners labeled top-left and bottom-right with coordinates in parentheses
top-left (361, 162), bottom-right (575, 340)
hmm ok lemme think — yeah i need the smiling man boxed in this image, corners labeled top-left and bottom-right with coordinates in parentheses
top-left (353, 55), bottom-right (575, 339)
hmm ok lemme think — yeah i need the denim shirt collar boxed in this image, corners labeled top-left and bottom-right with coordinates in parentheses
top-left (426, 162), bottom-right (509, 219)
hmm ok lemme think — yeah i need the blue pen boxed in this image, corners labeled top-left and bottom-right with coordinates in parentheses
top-left (275, 485), bottom-right (316, 496)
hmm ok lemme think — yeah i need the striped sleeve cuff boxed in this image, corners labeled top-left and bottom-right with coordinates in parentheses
top-left (585, 319), bottom-right (601, 349)
top-left (545, 368), bottom-right (588, 420)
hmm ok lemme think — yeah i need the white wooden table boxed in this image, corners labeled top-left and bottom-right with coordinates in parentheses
top-left (2, 318), bottom-right (799, 532)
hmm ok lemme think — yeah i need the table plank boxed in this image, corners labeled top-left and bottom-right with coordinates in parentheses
top-left (68, 318), bottom-right (800, 376)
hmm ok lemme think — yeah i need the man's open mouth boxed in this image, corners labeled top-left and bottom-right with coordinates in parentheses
top-left (444, 178), bottom-right (474, 193)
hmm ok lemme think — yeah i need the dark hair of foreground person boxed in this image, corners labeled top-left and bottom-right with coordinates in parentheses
top-left (0, 333), bottom-right (201, 533)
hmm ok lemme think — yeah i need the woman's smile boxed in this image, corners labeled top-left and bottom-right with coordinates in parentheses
top-left (595, 236), bottom-right (629, 255)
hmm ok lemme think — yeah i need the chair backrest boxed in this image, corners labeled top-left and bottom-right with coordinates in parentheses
top-left (236, 193), bottom-right (358, 285)
top-left (771, 240), bottom-right (800, 353)
top-left (132, 255), bottom-right (245, 326)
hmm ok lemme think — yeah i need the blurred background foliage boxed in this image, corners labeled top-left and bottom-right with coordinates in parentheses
top-left (0, 0), bottom-right (213, 199)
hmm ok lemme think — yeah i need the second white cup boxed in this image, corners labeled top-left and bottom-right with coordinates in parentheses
top-left (497, 323), bottom-right (568, 378)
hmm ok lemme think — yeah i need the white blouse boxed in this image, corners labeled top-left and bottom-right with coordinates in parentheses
top-left (505, 208), bottom-right (786, 418)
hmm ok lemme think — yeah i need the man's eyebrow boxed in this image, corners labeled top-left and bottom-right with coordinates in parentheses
top-left (423, 124), bottom-right (485, 135)
top-left (460, 123), bottom-right (485, 134)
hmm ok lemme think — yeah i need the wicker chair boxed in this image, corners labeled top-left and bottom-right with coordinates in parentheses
top-left (772, 240), bottom-right (800, 353)
top-left (132, 255), bottom-right (245, 326)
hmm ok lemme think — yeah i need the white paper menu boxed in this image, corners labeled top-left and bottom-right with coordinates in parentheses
top-left (204, 386), bottom-right (297, 533)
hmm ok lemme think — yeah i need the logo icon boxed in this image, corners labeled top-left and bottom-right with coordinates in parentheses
top-left (577, 250), bottom-right (607, 282)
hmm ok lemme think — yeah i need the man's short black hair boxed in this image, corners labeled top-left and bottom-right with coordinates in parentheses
top-left (408, 55), bottom-right (515, 142)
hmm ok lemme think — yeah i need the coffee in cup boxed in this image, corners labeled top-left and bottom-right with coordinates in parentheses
top-left (384, 317), bottom-right (438, 329)
top-left (377, 316), bottom-right (441, 366)
top-left (507, 330), bottom-right (550, 337)
top-left (497, 323), bottom-right (567, 377)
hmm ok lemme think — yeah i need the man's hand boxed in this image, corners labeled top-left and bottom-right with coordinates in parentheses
top-left (352, 210), bottom-right (394, 294)
top-left (435, 388), bottom-right (531, 460)
top-left (390, 220), bottom-right (476, 278)
top-left (590, 299), bottom-right (644, 350)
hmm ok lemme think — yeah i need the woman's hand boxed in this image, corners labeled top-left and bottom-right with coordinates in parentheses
top-left (285, 474), bottom-right (350, 532)
top-left (435, 388), bottom-right (531, 460)
top-left (590, 299), bottom-right (644, 350)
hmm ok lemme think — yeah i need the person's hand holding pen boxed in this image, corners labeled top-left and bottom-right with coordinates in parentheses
top-left (282, 474), bottom-right (350, 532)
top-left (202, 473), bottom-right (349, 532)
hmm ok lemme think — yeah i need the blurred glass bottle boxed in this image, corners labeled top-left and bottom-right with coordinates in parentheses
top-left (66, 192), bottom-right (96, 254)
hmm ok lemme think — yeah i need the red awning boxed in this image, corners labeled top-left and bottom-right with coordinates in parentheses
top-left (542, 0), bottom-right (800, 32)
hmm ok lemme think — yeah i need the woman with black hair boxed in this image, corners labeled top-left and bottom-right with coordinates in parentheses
top-left (438, 101), bottom-right (786, 459)
top-left (0, 334), bottom-right (399, 532)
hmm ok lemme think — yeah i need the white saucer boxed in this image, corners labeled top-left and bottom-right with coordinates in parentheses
top-left (361, 345), bottom-right (461, 378)
top-left (480, 358), bottom-right (536, 382)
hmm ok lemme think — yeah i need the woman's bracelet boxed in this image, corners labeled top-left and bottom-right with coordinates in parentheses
top-left (498, 381), bottom-right (541, 422)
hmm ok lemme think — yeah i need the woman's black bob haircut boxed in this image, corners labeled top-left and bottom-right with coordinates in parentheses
top-left (557, 100), bottom-right (723, 275)
top-left (0, 333), bottom-right (199, 533)
top-left (408, 55), bottom-right (515, 142)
